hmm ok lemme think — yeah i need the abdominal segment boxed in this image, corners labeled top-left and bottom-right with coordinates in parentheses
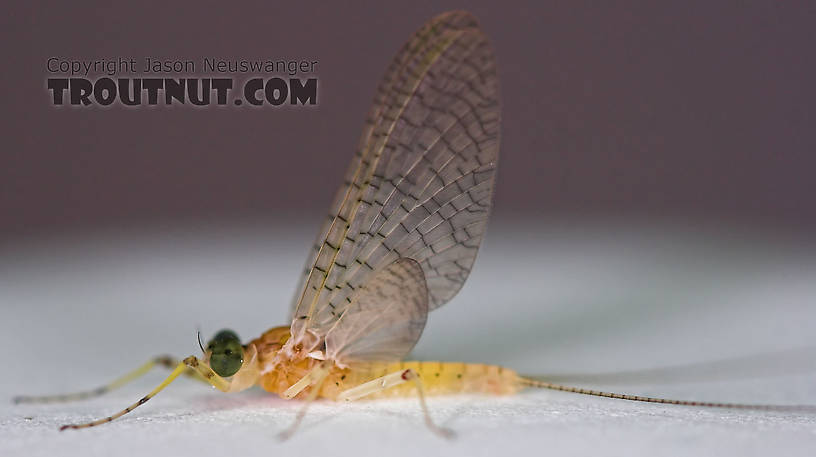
top-left (319, 361), bottom-right (521, 400)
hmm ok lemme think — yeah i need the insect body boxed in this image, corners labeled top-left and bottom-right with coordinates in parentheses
top-left (250, 326), bottom-right (521, 401)
top-left (15, 10), bottom-right (790, 438)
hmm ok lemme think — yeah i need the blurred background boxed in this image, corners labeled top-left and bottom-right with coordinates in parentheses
top-left (2, 2), bottom-right (816, 455)
top-left (1, 1), bottom-right (814, 242)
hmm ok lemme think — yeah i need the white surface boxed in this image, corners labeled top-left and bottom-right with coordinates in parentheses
top-left (2, 218), bottom-right (816, 456)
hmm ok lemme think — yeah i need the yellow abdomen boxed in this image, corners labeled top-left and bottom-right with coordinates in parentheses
top-left (319, 361), bottom-right (521, 400)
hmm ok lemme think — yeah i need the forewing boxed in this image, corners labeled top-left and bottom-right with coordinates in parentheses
top-left (290, 11), bottom-right (500, 344)
top-left (324, 258), bottom-right (428, 363)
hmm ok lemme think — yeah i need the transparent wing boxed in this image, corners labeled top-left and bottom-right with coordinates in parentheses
top-left (290, 10), bottom-right (500, 346)
top-left (324, 258), bottom-right (428, 363)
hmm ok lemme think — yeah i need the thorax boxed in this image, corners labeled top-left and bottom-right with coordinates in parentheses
top-left (249, 326), bottom-right (337, 397)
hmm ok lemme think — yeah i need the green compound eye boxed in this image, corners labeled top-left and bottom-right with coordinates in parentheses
top-left (206, 329), bottom-right (244, 378)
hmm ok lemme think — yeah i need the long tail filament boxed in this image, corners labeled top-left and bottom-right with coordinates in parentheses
top-left (519, 376), bottom-right (811, 411)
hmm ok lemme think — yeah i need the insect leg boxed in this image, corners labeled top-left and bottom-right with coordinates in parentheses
top-left (59, 361), bottom-right (189, 430)
top-left (179, 355), bottom-right (231, 391)
top-left (278, 362), bottom-right (330, 441)
top-left (13, 356), bottom-right (208, 405)
top-left (59, 353), bottom-right (256, 431)
top-left (60, 355), bottom-right (232, 431)
top-left (338, 369), bottom-right (454, 439)
top-left (280, 361), bottom-right (331, 399)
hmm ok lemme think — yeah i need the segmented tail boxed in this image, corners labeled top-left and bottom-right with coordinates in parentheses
top-left (518, 376), bottom-right (812, 411)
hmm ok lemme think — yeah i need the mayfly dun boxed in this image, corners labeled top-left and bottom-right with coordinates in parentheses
top-left (14, 10), bottom-right (798, 438)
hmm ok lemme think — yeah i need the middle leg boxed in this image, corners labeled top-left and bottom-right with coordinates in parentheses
top-left (278, 362), bottom-right (331, 440)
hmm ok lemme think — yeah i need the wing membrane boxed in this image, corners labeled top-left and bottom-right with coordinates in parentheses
top-left (290, 11), bottom-right (500, 347)
top-left (325, 258), bottom-right (428, 363)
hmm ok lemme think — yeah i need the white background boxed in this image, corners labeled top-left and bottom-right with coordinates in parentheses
top-left (2, 217), bottom-right (815, 456)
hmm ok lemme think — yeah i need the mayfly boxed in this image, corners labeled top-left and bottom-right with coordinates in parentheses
top-left (15, 10), bottom-right (791, 438)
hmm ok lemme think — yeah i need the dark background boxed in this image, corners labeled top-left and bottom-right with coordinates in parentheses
top-left (2, 1), bottom-right (814, 243)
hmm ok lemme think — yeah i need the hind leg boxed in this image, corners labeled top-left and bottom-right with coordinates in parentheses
top-left (338, 369), bottom-right (454, 439)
